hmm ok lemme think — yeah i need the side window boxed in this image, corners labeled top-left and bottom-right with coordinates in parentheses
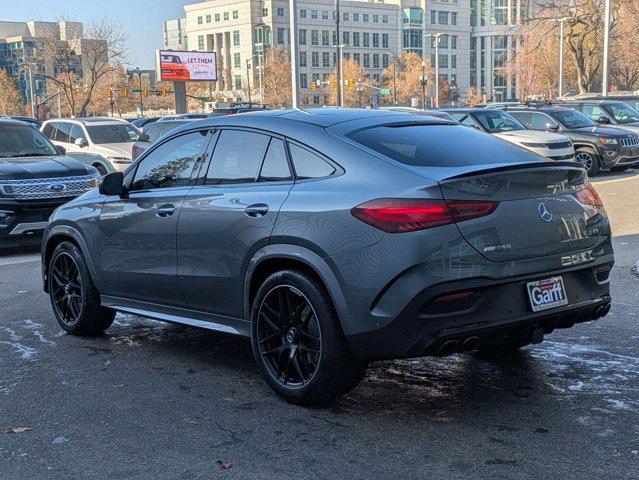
top-left (145, 124), bottom-right (162, 142)
top-left (69, 124), bottom-right (87, 143)
top-left (458, 114), bottom-right (481, 129)
top-left (530, 112), bottom-right (556, 129)
top-left (131, 131), bottom-right (207, 191)
top-left (42, 123), bottom-right (55, 138)
top-left (259, 138), bottom-right (292, 182)
top-left (206, 130), bottom-right (270, 184)
top-left (582, 105), bottom-right (607, 121)
top-left (55, 122), bottom-right (72, 143)
top-left (510, 112), bottom-right (531, 127)
top-left (288, 143), bottom-right (335, 179)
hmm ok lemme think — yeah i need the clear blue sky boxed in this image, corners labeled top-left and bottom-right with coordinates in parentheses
top-left (3, 0), bottom-right (192, 69)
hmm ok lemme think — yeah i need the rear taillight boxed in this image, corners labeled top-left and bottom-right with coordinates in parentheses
top-left (350, 198), bottom-right (498, 233)
top-left (573, 186), bottom-right (603, 206)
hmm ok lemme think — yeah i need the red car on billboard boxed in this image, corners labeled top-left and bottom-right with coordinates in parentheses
top-left (160, 54), bottom-right (191, 81)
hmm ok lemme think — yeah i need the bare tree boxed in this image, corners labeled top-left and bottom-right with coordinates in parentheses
top-left (33, 17), bottom-right (128, 116)
top-left (610, 0), bottom-right (639, 90)
top-left (263, 47), bottom-right (291, 108)
top-left (0, 69), bottom-right (25, 115)
top-left (466, 86), bottom-right (485, 106)
top-left (324, 58), bottom-right (369, 106)
top-left (383, 52), bottom-right (433, 105)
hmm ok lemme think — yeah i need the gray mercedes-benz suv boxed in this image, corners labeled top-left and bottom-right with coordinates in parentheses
top-left (41, 109), bottom-right (613, 405)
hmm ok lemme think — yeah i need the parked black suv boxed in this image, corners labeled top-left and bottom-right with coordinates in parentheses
top-left (0, 119), bottom-right (100, 242)
top-left (503, 106), bottom-right (639, 175)
top-left (555, 100), bottom-right (639, 135)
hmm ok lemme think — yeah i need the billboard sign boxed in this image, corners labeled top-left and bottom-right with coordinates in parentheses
top-left (156, 50), bottom-right (217, 82)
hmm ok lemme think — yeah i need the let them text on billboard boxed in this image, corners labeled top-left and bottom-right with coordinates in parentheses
top-left (156, 50), bottom-right (218, 82)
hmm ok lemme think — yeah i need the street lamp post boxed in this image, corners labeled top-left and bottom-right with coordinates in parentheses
top-left (254, 23), bottom-right (268, 107)
top-left (556, 17), bottom-right (570, 98)
top-left (245, 59), bottom-right (252, 104)
top-left (424, 33), bottom-right (448, 109)
top-left (289, 0), bottom-right (300, 108)
top-left (384, 51), bottom-right (398, 106)
top-left (333, 44), bottom-right (346, 106)
top-left (131, 68), bottom-right (144, 116)
top-left (420, 60), bottom-right (427, 109)
top-left (602, 0), bottom-right (611, 96)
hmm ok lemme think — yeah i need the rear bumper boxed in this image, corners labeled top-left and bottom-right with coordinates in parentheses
top-left (346, 261), bottom-right (613, 359)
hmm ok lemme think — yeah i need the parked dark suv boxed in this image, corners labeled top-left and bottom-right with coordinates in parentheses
top-left (504, 106), bottom-right (639, 175)
top-left (556, 100), bottom-right (639, 135)
top-left (41, 109), bottom-right (613, 405)
top-left (0, 119), bottom-right (100, 242)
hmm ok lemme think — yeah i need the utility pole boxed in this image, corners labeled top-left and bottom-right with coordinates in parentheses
top-left (57, 87), bottom-right (61, 117)
top-left (131, 68), bottom-right (144, 116)
top-left (425, 33), bottom-right (447, 108)
top-left (557, 17), bottom-right (569, 98)
top-left (420, 60), bottom-right (427, 109)
top-left (289, 0), bottom-right (300, 108)
top-left (246, 59), bottom-right (252, 104)
top-left (335, 0), bottom-right (342, 106)
top-left (27, 65), bottom-right (36, 119)
top-left (602, 0), bottom-right (611, 96)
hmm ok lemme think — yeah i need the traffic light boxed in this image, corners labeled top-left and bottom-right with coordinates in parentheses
top-left (143, 88), bottom-right (148, 97)
top-left (72, 84), bottom-right (79, 94)
top-left (333, 79), bottom-right (337, 89)
top-left (83, 84), bottom-right (89, 93)
top-left (310, 82), bottom-right (316, 91)
top-left (162, 87), bottom-right (167, 97)
top-left (123, 88), bottom-right (128, 97)
top-left (106, 88), bottom-right (112, 98)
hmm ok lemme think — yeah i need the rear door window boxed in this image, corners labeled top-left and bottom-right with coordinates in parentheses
top-left (530, 112), bottom-right (557, 129)
top-left (206, 130), bottom-right (270, 184)
top-left (288, 144), bottom-right (335, 179)
top-left (509, 111), bottom-right (531, 127)
top-left (581, 105), bottom-right (608, 122)
top-left (54, 122), bottom-right (72, 143)
top-left (259, 138), bottom-right (292, 181)
top-left (348, 124), bottom-right (526, 167)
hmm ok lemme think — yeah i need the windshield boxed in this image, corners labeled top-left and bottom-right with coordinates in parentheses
top-left (86, 124), bottom-right (141, 144)
top-left (552, 109), bottom-right (596, 129)
top-left (472, 110), bottom-right (526, 133)
top-left (607, 103), bottom-right (639, 124)
top-left (0, 124), bottom-right (58, 158)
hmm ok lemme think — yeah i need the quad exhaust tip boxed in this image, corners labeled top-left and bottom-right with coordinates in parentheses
top-left (437, 336), bottom-right (481, 356)
top-left (591, 303), bottom-right (611, 320)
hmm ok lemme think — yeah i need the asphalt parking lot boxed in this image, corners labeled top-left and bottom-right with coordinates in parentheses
top-left (1, 169), bottom-right (638, 480)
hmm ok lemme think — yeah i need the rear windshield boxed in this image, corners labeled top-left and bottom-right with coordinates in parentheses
top-left (348, 124), bottom-right (530, 167)
top-left (607, 103), bottom-right (639, 124)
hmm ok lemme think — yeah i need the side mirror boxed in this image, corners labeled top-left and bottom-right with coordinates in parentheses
top-left (546, 122), bottom-right (560, 131)
top-left (74, 138), bottom-right (87, 147)
top-left (99, 171), bottom-right (125, 196)
top-left (55, 145), bottom-right (67, 155)
top-left (597, 116), bottom-right (611, 124)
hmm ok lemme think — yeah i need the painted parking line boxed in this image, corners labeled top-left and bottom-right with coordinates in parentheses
top-left (0, 254), bottom-right (40, 267)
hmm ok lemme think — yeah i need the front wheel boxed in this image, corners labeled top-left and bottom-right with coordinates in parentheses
top-left (250, 270), bottom-right (367, 405)
top-left (48, 241), bottom-right (115, 335)
top-left (575, 149), bottom-right (600, 176)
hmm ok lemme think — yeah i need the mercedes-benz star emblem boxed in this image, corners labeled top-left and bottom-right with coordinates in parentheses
top-left (538, 202), bottom-right (553, 223)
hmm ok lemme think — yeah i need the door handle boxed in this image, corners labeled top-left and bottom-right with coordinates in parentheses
top-left (244, 203), bottom-right (269, 217)
top-left (156, 204), bottom-right (175, 217)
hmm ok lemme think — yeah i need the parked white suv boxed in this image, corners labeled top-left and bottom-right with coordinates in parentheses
top-left (445, 108), bottom-right (575, 161)
top-left (41, 118), bottom-right (142, 174)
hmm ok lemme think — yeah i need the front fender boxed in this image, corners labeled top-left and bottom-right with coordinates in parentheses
top-left (42, 222), bottom-right (102, 293)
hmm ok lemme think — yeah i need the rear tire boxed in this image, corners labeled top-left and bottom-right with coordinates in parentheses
top-left (575, 149), bottom-right (600, 176)
top-left (250, 270), bottom-right (367, 406)
top-left (94, 164), bottom-right (108, 176)
top-left (48, 241), bottom-right (115, 336)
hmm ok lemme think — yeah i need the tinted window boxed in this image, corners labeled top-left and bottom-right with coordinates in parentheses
top-left (552, 109), bottom-right (595, 128)
top-left (509, 111), bottom-right (531, 127)
top-left (259, 138), bottom-right (291, 181)
top-left (0, 124), bottom-right (58, 157)
top-left (581, 105), bottom-right (608, 122)
top-left (143, 123), bottom-right (164, 142)
top-left (206, 130), bottom-right (270, 184)
top-left (54, 122), bottom-right (73, 143)
top-left (607, 103), bottom-right (639, 124)
top-left (453, 113), bottom-right (481, 129)
top-left (348, 124), bottom-right (529, 167)
top-left (131, 131), bottom-right (206, 190)
top-left (87, 124), bottom-right (140, 144)
top-left (289, 144), bottom-right (335, 179)
top-left (42, 123), bottom-right (54, 138)
top-left (530, 112), bottom-right (557, 129)
top-left (472, 111), bottom-right (525, 133)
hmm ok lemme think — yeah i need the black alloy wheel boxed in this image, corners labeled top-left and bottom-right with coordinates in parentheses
top-left (50, 251), bottom-right (84, 326)
top-left (256, 285), bottom-right (322, 388)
